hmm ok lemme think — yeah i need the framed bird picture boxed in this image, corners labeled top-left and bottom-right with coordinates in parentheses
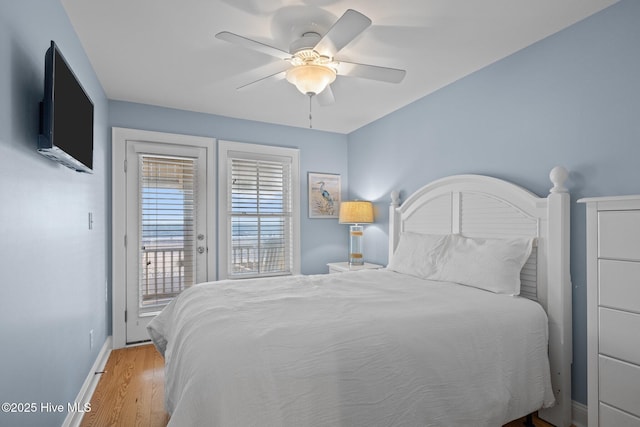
top-left (308, 172), bottom-right (341, 218)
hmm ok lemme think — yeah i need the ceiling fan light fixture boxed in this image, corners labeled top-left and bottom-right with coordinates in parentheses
top-left (285, 64), bottom-right (336, 96)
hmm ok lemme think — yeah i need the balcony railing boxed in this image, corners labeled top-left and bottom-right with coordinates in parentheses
top-left (231, 241), bottom-right (286, 275)
top-left (141, 241), bottom-right (287, 306)
top-left (141, 246), bottom-right (191, 306)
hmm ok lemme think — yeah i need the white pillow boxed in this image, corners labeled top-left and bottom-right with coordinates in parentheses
top-left (387, 232), bottom-right (447, 278)
top-left (430, 234), bottom-right (534, 295)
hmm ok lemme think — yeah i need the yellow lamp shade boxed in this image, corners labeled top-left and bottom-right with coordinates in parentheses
top-left (339, 201), bottom-right (374, 224)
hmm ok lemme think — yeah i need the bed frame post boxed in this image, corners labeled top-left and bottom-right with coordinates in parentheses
top-left (539, 166), bottom-right (572, 427)
top-left (524, 413), bottom-right (535, 427)
top-left (389, 191), bottom-right (401, 261)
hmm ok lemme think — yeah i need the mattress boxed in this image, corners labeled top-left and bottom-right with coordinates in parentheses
top-left (148, 269), bottom-right (555, 427)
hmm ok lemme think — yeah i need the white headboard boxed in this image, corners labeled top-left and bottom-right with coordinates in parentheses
top-left (388, 166), bottom-right (572, 427)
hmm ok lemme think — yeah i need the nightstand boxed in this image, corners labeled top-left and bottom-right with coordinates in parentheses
top-left (327, 262), bottom-right (384, 274)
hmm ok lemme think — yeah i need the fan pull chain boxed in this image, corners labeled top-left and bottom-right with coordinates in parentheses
top-left (308, 94), bottom-right (313, 129)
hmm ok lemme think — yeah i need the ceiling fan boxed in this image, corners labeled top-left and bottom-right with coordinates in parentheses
top-left (215, 9), bottom-right (407, 108)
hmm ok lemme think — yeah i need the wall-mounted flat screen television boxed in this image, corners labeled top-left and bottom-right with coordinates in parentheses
top-left (38, 41), bottom-right (94, 173)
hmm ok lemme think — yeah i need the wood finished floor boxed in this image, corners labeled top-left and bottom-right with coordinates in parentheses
top-left (81, 344), bottom-right (562, 427)
top-left (80, 344), bottom-right (169, 427)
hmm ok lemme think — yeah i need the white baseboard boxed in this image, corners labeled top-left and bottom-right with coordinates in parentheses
top-left (62, 336), bottom-right (113, 427)
top-left (572, 400), bottom-right (588, 427)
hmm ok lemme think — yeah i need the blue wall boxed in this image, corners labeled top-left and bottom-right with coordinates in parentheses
top-left (109, 101), bottom-right (349, 275)
top-left (348, 0), bottom-right (640, 406)
top-left (0, 1), bottom-right (110, 426)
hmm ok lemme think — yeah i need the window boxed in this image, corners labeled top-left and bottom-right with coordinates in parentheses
top-left (139, 155), bottom-right (197, 307)
top-left (218, 141), bottom-right (300, 279)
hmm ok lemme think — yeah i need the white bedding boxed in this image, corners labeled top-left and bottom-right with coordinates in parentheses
top-left (148, 269), bottom-right (555, 427)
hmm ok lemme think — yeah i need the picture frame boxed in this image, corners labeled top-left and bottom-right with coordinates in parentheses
top-left (308, 172), bottom-right (341, 218)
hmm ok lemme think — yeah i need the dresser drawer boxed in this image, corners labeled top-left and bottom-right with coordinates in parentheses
top-left (598, 210), bottom-right (640, 260)
top-left (600, 308), bottom-right (640, 365)
top-left (600, 403), bottom-right (640, 427)
top-left (599, 260), bottom-right (640, 313)
top-left (599, 355), bottom-right (640, 418)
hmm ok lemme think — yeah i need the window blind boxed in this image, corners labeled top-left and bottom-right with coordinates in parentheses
top-left (228, 156), bottom-right (293, 277)
top-left (139, 155), bottom-right (197, 307)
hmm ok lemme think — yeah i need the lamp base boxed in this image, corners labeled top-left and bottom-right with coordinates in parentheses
top-left (348, 225), bottom-right (364, 266)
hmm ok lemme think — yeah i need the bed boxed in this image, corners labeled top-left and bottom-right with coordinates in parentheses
top-left (148, 167), bottom-right (572, 427)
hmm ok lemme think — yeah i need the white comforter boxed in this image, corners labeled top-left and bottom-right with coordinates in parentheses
top-left (148, 269), bottom-right (555, 427)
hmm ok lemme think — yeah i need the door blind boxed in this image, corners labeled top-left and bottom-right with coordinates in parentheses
top-left (229, 157), bottom-right (292, 277)
top-left (139, 155), bottom-right (197, 307)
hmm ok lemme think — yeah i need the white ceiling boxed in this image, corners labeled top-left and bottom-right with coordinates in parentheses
top-left (61, 0), bottom-right (618, 134)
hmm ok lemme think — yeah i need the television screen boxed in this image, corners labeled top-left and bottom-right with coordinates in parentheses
top-left (38, 41), bottom-right (94, 173)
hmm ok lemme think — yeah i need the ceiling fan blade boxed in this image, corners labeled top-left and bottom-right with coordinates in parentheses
top-left (314, 9), bottom-right (372, 57)
top-left (237, 69), bottom-right (287, 90)
top-left (337, 61), bottom-right (406, 83)
top-left (215, 31), bottom-right (291, 60)
top-left (317, 85), bottom-right (335, 106)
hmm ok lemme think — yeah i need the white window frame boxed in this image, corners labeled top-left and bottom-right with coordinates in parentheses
top-left (218, 140), bottom-right (300, 279)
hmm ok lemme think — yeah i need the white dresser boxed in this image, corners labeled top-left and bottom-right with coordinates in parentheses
top-left (580, 196), bottom-right (640, 427)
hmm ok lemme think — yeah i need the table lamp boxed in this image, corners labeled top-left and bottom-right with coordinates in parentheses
top-left (339, 201), bottom-right (374, 265)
